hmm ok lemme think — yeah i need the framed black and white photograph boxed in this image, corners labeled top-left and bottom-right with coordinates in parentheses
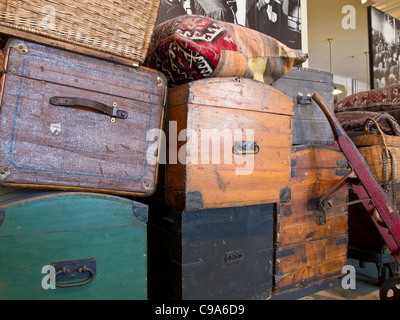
top-left (368, 6), bottom-right (400, 89)
top-left (246, 0), bottom-right (301, 49)
top-left (155, 0), bottom-right (302, 50)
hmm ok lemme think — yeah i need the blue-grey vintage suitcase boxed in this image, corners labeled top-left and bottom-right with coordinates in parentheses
top-left (0, 38), bottom-right (166, 197)
top-left (0, 188), bottom-right (148, 300)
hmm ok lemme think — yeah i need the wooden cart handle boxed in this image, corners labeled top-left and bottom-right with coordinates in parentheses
top-left (49, 97), bottom-right (128, 119)
top-left (312, 92), bottom-right (346, 139)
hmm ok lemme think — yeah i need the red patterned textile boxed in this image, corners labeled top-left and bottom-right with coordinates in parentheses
top-left (146, 15), bottom-right (236, 86)
top-left (145, 15), bottom-right (308, 87)
top-left (335, 83), bottom-right (400, 113)
top-left (336, 111), bottom-right (399, 136)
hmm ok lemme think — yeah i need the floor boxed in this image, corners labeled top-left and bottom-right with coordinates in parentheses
top-left (299, 258), bottom-right (381, 300)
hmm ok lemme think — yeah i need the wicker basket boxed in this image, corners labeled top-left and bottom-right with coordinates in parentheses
top-left (354, 117), bottom-right (400, 184)
top-left (358, 145), bottom-right (400, 184)
top-left (0, 0), bottom-right (161, 65)
top-left (354, 134), bottom-right (400, 148)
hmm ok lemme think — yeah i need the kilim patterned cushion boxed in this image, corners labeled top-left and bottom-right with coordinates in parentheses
top-left (144, 15), bottom-right (308, 87)
top-left (335, 83), bottom-right (400, 113)
top-left (336, 111), bottom-right (400, 137)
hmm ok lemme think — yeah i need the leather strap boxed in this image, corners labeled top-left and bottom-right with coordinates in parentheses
top-left (49, 97), bottom-right (128, 119)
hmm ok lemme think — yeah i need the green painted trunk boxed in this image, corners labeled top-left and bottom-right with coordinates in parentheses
top-left (0, 189), bottom-right (148, 300)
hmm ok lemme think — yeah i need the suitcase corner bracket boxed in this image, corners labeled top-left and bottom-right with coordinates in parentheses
top-left (0, 166), bottom-right (10, 180)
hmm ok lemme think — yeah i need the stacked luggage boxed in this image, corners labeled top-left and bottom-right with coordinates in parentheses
top-left (146, 16), bottom-right (349, 299)
top-left (148, 76), bottom-right (292, 300)
top-left (0, 1), bottom-right (357, 300)
top-left (0, 0), bottom-right (166, 300)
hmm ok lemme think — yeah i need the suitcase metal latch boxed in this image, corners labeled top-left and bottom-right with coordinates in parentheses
top-left (225, 250), bottom-right (244, 263)
top-left (297, 94), bottom-right (313, 105)
top-left (233, 141), bottom-right (260, 155)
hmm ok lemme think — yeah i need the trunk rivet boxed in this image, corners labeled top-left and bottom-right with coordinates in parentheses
top-left (155, 77), bottom-right (163, 87)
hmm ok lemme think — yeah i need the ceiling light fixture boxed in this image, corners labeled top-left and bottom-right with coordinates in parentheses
top-left (361, 0), bottom-right (367, 4)
top-left (333, 86), bottom-right (343, 96)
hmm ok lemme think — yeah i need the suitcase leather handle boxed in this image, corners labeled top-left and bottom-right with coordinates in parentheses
top-left (49, 97), bottom-right (128, 119)
top-left (51, 257), bottom-right (96, 288)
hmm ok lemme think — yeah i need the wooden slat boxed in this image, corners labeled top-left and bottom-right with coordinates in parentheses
top-left (187, 169), bottom-right (290, 209)
top-left (291, 144), bottom-right (347, 168)
top-left (289, 169), bottom-right (349, 203)
top-left (5, 41), bottom-right (166, 104)
top-left (278, 67), bottom-right (333, 83)
top-left (279, 193), bottom-right (347, 230)
top-left (274, 256), bottom-right (347, 291)
top-left (276, 234), bottom-right (348, 274)
top-left (277, 215), bottom-right (348, 246)
top-left (274, 145), bottom-right (349, 293)
top-left (168, 77), bottom-right (294, 116)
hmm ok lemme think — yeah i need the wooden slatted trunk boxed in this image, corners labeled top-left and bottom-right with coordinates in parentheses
top-left (165, 77), bottom-right (294, 211)
top-left (148, 203), bottom-right (274, 300)
top-left (0, 39), bottom-right (166, 196)
top-left (272, 67), bottom-right (335, 145)
top-left (0, 188), bottom-right (148, 299)
top-left (274, 144), bottom-right (350, 295)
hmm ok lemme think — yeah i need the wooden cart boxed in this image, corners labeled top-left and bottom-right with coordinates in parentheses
top-left (312, 93), bottom-right (400, 300)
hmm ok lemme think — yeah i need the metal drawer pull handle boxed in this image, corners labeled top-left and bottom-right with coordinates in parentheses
top-left (49, 97), bottom-right (128, 119)
top-left (233, 141), bottom-right (260, 155)
top-left (297, 95), bottom-right (312, 105)
top-left (55, 265), bottom-right (95, 288)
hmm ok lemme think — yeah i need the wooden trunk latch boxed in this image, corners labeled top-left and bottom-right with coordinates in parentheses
top-left (233, 141), bottom-right (260, 155)
top-left (297, 94), bottom-right (312, 105)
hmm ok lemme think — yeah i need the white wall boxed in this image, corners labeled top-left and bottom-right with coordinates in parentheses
top-left (301, 0), bottom-right (309, 68)
top-left (306, 0), bottom-right (371, 94)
